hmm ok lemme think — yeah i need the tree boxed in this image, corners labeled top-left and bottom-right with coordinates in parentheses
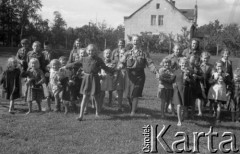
top-left (51, 11), bottom-right (67, 48)
top-left (10, 0), bottom-right (42, 40)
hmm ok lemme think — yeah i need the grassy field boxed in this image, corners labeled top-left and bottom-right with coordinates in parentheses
top-left (1, 48), bottom-right (240, 154)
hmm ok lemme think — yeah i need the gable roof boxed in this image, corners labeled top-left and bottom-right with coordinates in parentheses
top-left (179, 9), bottom-right (195, 20)
top-left (124, 0), bottom-right (195, 21)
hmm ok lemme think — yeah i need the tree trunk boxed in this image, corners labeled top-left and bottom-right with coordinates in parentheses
top-left (216, 44), bottom-right (219, 56)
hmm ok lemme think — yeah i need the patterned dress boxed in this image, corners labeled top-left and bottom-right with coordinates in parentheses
top-left (22, 68), bottom-right (45, 102)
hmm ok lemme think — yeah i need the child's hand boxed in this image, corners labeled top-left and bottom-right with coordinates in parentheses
top-left (156, 73), bottom-right (160, 79)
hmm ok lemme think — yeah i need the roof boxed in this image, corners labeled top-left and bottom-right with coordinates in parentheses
top-left (124, 0), bottom-right (152, 20)
top-left (124, 0), bottom-right (196, 21)
top-left (179, 9), bottom-right (195, 20)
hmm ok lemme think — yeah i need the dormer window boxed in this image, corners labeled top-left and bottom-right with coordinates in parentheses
top-left (156, 3), bottom-right (160, 9)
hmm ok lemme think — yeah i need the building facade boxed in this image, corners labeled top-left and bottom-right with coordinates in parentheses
top-left (124, 0), bottom-right (198, 41)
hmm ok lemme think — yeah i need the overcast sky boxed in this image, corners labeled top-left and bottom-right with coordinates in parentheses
top-left (40, 0), bottom-right (240, 28)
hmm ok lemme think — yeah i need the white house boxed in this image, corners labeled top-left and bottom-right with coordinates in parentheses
top-left (124, 0), bottom-right (198, 41)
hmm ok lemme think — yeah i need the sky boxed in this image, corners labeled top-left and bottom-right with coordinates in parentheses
top-left (40, 0), bottom-right (240, 28)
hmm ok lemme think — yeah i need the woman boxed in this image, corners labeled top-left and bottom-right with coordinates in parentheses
top-left (68, 38), bottom-right (82, 63)
top-left (120, 36), bottom-right (157, 116)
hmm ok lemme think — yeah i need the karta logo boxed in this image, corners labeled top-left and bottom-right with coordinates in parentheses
top-left (142, 125), bottom-right (239, 153)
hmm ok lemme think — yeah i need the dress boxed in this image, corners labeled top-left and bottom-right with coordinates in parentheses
top-left (121, 49), bottom-right (157, 98)
top-left (208, 72), bottom-right (231, 103)
top-left (68, 49), bottom-right (79, 63)
top-left (173, 69), bottom-right (193, 106)
top-left (111, 48), bottom-right (128, 91)
top-left (100, 59), bottom-right (115, 91)
top-left (200, 63), bottom-right (213, 95)
top-left (68, 56), bottom-right (113, 96)
top-left (22, 68), bottom-right (45, 102)
top-left (157, 68), bottom-right (175, 102)
top-left (0, 68), bottom-right (21, 100)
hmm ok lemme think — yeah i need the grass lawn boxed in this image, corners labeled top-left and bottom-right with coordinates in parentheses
top-left (1, 49), bottom-right (240, 154)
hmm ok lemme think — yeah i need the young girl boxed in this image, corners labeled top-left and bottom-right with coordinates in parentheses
top-left (229, 68), bottom-right (240, 122)
top-left (100, 49), bottom-right (116, 107)
top-left (157, 58), bottom-right (175, 118)
top-left (22, 58), bottom-right (45, 114)
top-left (173, 57), bottom-right (193, 126)
top-left (16, 39), bottom-right (30, 71)
top-left (200, 52), bottom-right (213, 109)
top-left (48, 59), bottom-right (64, 112)
top-left (208, 61), bottom-right (232, 124)
top-left (189, 55), bottom-right (204, 117)
top-left (67, 44), bottom-right (114, 121)
top-left (0, 57), bottom-right (21, 113)
top-left (220, 48), bottom-right (233, 80)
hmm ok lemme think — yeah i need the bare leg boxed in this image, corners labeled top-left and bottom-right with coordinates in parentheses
top-left (130, 97), bottom-right (138, 116)
top-left (100, 91), bottom-right (105, 106)
top-left (64, 101), bottom-right (69, 115)
top-left (9, 100), bottom-right (14, 113)
top-left (54, 92), bottom-right (60, 112)
top-left (36, 101), bottom-right (42, 112)
top-left (77, 95), bottom-right (89, 121)
top-left (128, 97), bottom-right (132, 110)
top-left (26, 101), bottom-right (32, 115)
top-left (117, 90), bottom-right (123, 111)
top-left (108, 91), bottom-right (113, 105)
top-left (177, 105), bottom-right (182, 126)
top-left (197, 99), bottom-right (202, 116)
top-left (46, 97), bottom-right (52, 111)
top-left (93, 94), bottom-right (101, 117)
top-left (216, 102), bottom-right (221, 124)
top-left (161, 99), bottom-right (166, 118)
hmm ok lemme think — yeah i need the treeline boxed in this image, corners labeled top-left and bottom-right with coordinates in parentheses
top-left (0, 0), bottom-right (124, 50)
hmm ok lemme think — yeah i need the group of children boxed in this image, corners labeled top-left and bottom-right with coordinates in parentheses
top-left (0, 38), bottom-right (124, 121)
top-left (1, 38), bottom-right (240, 126)
top-left (157, 44), bottom-right (239, 126)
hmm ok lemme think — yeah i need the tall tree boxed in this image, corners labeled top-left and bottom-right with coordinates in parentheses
top-left (10, 0), bottom-right (42, 40)
top-left (51, 11), bottom-right (67, 48)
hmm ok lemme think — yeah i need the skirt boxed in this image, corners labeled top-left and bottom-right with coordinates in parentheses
top-left (26, 85), bottom-right (44, 102)
top-left (208, 84), bottom-right (227, 102)
top-left (124, 69), bottom-right (145, 98)
top-left (173, 85), bottom-right (192, 106)
top-left (115, 69), bottom-right (128, 91)
top-left (157, 88), bottom-right (173, 102)
top-left (80, 73), bottom-right (101, 96)
top-left (101, 74), bottom-right (115, 91)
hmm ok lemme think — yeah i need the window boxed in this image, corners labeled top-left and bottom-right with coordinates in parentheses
top-left (156, 3), bottom-right (160, 9)
top-left (158, 15), bottom-right (164, 25)
top-left (151, 15), bottom-right (156, 25)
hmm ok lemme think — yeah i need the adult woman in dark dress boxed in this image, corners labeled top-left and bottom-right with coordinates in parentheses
top-left (120, 36), bottom-right (157, 116)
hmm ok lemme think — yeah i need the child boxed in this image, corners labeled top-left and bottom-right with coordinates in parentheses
top-left (208, 61), bottom-right (232, 124)
top-left (189, 55), bottom-right (204, 117)
top-left (67, 44), bottom-right (114, 121)
top-left (48, 59), bottom-right (64, 112)
top-left (100, 49), bottom-right (116, 107)
top-left (200, 52), bottom-right (213, 109)
top-left (165, 43), bottom-right (182, 71)
top-left (16, 39), bottom-right (31, 71)
top-left (22, 58), bottom-right (45, 114)
top-left (157, 58), bottom-right (175, 118)
top-left (229, 68), bottom-right (240, 122)
top-left (59, 56), bottom-right (74, 114)
top-left (0, 57), bottom-right (21, 113)
top-left (220, 48), bottom-right (233, 80)
top-left (173, 57), bottom-right (193, 126)
top-left (27, 41), bottom-right (45, 71)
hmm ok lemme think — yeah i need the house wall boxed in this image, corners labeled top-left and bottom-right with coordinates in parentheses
top-left (124, 0), bottom-right (193, 42)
